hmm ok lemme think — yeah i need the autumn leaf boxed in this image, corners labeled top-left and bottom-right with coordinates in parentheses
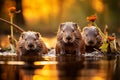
top-left (8, 6), bottom-right (21, 16)
top-left (8, 7), bottom-right (16, 14)
top-left (86, 14), bottom-right (120, 54)
top-left (100, 42), bottom-right (109, 53)
top-left (107, 36), bottom-right (115, 41)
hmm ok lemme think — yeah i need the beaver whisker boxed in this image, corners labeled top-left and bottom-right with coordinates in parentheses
top-left (74, 40), bottom-right (80, 46)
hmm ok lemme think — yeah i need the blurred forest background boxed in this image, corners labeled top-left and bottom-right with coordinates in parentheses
top-left (0, 0), bottom-right (120, 36)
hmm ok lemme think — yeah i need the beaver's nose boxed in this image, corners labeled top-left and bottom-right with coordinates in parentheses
top-left (88, 40), bottom-right (94, 44)
top-left (66, 36), bottom-right (72, 40)
top-left (28, 43), bottom-right (34, 48)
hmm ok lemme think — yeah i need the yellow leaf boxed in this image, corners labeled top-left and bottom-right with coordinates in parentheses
top-left (100, 42), bottom-right (109, 53)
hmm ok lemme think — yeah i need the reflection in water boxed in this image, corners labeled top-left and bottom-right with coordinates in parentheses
top-left (56, 55), bottom-right (84, 80)
top-left (7, 61), bottom-right (25, 65)
top-left (33, 64), bottom-right (59, 80)
top-left (0, 55), bottom-right (119, 80)
top-left (34, 61), bottom-right (58, 65)
top-left (79, 57), bottom-right (116, 80)
top-left (112, 56), bottom-right (120, 80)
top-left (0, 64), bottom-right (19, 80)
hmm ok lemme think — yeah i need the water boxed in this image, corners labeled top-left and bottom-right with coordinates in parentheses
top-left (0, 53), bottom-right (120, 80)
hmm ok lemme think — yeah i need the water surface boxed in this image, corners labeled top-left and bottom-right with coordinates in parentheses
top-left (0, 54), bottom-right (119, 80)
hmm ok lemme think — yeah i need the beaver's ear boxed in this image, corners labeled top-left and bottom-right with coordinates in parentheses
top-left (59, 23), bottom-right (65, 29)
top-left (35, 32), bottom-right (41, 39)
top-left (21, 32), bottom-right (25, 39)
top-left (73, 23), bottom-right (78, 29)
top-left (83, 27), bottom-right (88, 31)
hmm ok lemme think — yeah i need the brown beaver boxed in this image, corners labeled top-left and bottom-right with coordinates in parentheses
top-left (55, 22), bottom-right (85, 55)
top-left (82, 26), bottom-right (103, 52)
top-left (16, 31), bottom-right (48, 55)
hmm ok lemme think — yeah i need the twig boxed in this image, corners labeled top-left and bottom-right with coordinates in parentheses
top-left (94, 48), bottom-right (104, 55)
top-left (94, 22), bottom-right (106, 40)
top-left (0, 17), bottom-right (24, 33)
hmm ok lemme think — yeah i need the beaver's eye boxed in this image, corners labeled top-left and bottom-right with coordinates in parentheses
top-left (86, 34), bottom-right (88, 36)
top-left (94, 34), bottom-right (98, 37)
top-left (62, 30), bottom-right (65, 32)
top-left (72, 30), bottom-right (75, 32)
top-left (34, 38), bottom-right (37, 41)
top-left (94, 34), bottom-right (97, 37)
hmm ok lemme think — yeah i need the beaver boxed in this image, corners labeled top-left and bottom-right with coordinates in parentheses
top-left (81, 26), bottom-right (103, 52)
top-left (16, 31), bottom-right (48, 55)
top-left (55, 22), bottom-right (85, 55)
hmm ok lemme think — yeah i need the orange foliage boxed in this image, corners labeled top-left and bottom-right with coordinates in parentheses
top-left (107, 36), bottom-right (115, 41)
top-left (87, 15), bottom-right (97, 22)
top-left (8, 6), bottom-right (16, 14)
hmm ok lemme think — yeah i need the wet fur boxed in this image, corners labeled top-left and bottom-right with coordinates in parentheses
top-left (16, 31), bottom-right (48, 55)
top-left (82, 26), bottom-right (102, 52)
top-left (56, 22), bottom-right (85, 55)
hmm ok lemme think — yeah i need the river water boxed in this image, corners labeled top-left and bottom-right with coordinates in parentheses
top-left (0, 53), bottom-right (119, 80)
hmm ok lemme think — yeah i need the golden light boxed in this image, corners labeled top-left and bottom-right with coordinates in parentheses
top-left (42, 37), bottom-right (56, 49)
top-left (34, 61), bottom-right (58, 65)
top-left (33, 65), bottom-right (58, 80)
top-left (22, 0), bottom-right (59, 25)
top-left (2, 0), bottom-right (16, 15)
top-left (7, 61), bottom-right (25, 65)
top-left (92, 76), bottom-right (104, 80)
top-left (0, 61), bottom-right (5, 64)
top-left (91, 0), bottom-right (104, 13)
top-left (0, 36), bottom-right (10, 48)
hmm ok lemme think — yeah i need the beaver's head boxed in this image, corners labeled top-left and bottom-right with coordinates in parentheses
top-left (58, 22), bottom-right (81, 43)
top-left (20, 31), bottom-right (41, 51)
top-left (82, 26), bottom-right (102, 46)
